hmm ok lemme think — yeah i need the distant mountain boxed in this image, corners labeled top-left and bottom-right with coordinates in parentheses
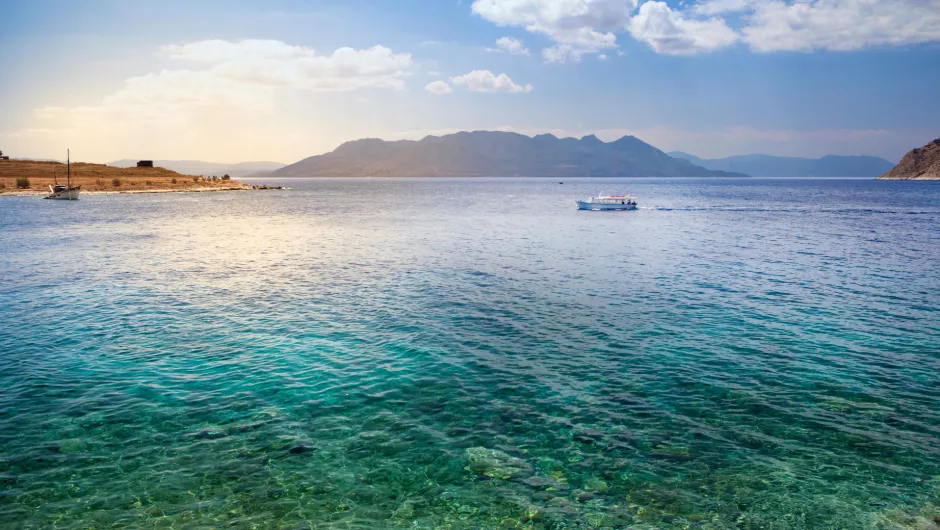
top-left (108, 160), bottom-right (285, 178)
top-left (878, 138), bottom-right (940, 180)
top-left (272, 131), bottom-right (747, 178)
top-left (668, 151), bottom-right (894, 178)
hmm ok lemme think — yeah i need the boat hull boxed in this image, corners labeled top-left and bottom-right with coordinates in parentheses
top-left (577, 200), bottom-right (637, 211)
top-left (45, 186), bottom-right (81, 200)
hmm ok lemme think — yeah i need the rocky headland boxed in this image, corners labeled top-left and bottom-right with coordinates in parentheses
top-left (878, 139), bottom-right (940, 180)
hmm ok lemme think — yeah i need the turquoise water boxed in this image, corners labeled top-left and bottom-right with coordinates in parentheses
top-left (1, 178), bottom-right (938, 529)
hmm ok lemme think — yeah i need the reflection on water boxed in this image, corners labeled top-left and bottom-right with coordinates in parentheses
top-left (1, 178), bottom-right (938, 528)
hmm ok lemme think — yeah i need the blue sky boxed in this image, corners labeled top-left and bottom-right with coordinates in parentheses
top-left (2, 0), bottom-right (939, 163)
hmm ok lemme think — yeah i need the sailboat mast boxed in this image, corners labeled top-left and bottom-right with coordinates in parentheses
top-left (67, 149), bottom-right (71, 188)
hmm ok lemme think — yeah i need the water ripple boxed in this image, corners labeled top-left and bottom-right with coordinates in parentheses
top-left (1, 178), bottom-right (938, 528)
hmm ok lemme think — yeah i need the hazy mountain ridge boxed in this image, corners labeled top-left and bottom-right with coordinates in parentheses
top-left (878, 138), bottom-right (940, 180)
top-left (109, 160), bottom-right (285, 178)
top-left (668, 151), bottom-right (894, 178)
top-left (273, 131), bottom-right (748, 178)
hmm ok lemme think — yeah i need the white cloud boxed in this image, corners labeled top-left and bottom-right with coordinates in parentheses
top-left (628, 1), bottom-right (738, 54)
top-left (425, 80), bottom-right (454, 95)
top-left (489, 36), bottom-right (532, 55)
top-left (31, 39), bottom-right (414, 130)
top-left (472, 0), bottom-right (635, 61)
top-left (693, 0), bottom-right (760, 15)
top-left (451, 70), bottom-right (534, 93)
top-left (10, 40), bottom-right (414, 162)
top-left (598, 53), bottom-right (609, 60)
top-left (739, 0), bottom-right (940, 52)
top-left (162, 39), bottom-right (413, 91)
top-left (473, 0), bottom-right (940, 56)
top-left (542, 44), bottom-right (573, 63)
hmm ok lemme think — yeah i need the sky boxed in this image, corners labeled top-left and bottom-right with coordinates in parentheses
top-left (2, 0), bottom-right (939, 164)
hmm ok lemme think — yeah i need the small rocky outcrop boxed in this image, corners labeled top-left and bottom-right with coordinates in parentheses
top-left (879, 138), bottom-right (940, 180)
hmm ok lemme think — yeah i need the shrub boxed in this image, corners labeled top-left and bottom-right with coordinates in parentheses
top-left (112, 178), bottom-right (121, 187)
top-left (145, 180), bottom-right (153, 186)
top-left (193, 176), bottom-right (200, 182)
top-left (16, 177), bottom-right (30, 188)
top-left (0, 183), bottom-right (6, 190)
top-left (222, 174), bottom-right (230, 181)
top-left (171, 178), bottom-right (177, 184)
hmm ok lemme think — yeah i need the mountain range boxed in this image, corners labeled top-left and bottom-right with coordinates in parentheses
top-left (272, 131), bottom-right (747, 178)
top-left (668, 152), bottom-right (895, 178)
top-left (108, 160), bottom-right (285, 178)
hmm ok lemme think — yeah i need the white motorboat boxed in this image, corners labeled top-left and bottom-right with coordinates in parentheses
top-left (44, 149), bottom-right (80, 200)
top-left (577, 194), bottom-right (637, 210)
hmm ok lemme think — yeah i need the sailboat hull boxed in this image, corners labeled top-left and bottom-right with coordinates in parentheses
top-left (44, 185), bottom-right (81, 200)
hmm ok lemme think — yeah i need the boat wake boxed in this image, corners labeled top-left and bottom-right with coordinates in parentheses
top-left (641, 206), bottom-right (939, 215)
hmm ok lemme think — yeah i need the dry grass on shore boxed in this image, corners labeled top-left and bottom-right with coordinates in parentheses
top-left (0, 159), bottom-right (249, 193)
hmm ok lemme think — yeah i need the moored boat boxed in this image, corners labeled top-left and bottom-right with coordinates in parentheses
top-left (44, 149), bottom-right (80, 200)
top-left (45, 184), bottom-right (81, 200)
top-left (577, 194), bottom-right (637, 210)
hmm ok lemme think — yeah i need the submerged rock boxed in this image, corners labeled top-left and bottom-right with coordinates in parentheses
top-left (56, 438), bottom-right (87, 454)
top-left (573, 429), bottom-right (605, 445)
top-left (288, 443), bottom-right (315, 455)
top-left (582, 477), bottom-right (609, 492)
top-left (392, 500), bottom-right (416, 519)
top-left (463, 446), bottom-right (531, 479)
top-left (520, 475), bottom-right (554, 489)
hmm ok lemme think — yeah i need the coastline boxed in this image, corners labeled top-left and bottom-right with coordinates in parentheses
top-left (0, 185), bottom-right (254, 197)
top-left (0, 159), bottom-right (272, 196)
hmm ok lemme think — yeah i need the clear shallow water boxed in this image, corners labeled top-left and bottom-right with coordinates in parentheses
top-left (1, 178), bottom-right (938, 529)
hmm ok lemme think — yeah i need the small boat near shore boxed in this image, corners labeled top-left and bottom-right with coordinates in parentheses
top-left (44, 149), bottom-right (80, 200)
top-left (577, 194), bottom-right (637, 210)
top-left (45, 184), bottom-right (81, 200)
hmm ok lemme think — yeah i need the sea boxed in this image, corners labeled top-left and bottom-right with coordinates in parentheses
top-left (0, 178), bottom-right (938, 529)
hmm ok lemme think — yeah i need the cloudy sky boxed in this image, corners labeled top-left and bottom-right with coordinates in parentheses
top-left (2, 0), bottom-right (939, 164)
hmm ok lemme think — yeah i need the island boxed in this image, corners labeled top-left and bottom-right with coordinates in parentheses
top-left (878, 138), bottom-right (940, 180)
top-left (0, 159), bottom-right (251, 195)
top-left (273, 131), bottom-right (749, 178)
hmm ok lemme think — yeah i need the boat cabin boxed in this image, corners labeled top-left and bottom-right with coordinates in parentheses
top-left (592, 195), bottom-right (635, 205)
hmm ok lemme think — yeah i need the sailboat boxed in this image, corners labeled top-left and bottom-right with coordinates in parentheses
top-left (44, 149), bottom-right (80, 200)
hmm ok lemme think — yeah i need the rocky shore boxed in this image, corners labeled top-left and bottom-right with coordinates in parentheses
top-left (878, 138), bottom-right (940, 180)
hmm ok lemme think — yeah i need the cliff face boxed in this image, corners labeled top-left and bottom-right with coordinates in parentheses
top-left (273, 131), bottom-right (749, 178)
top-left (878, 139), bottom-right (940, 180)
